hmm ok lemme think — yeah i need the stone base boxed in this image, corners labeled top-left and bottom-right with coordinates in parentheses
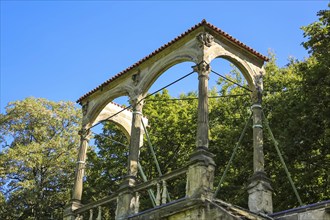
top-left (63, 200), bottom-right (82, 220)
top-left (186, 147), bottom-right (215, 199)
top-left (247, 172), bottom-right (273, 214)
top-left (116, 191), bottom-right (136, 220)
top-left (115, 176), bottom-right (138, 220)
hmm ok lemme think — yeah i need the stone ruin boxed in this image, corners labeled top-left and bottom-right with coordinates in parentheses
top-left (63, 20), bottom-right (330, 220)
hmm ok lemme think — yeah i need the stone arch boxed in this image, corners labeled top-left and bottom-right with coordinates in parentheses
top-left (138, 49), bottom-right (199, 95)
top-left (206, 46), bottom-right (262, 93)
top-left (91, 101), bottom-right (148, 146)
top-left (92, 102), bottom-right (132, 140)
top-left (210, 55), bottom-right (255, 90)
top-left (83, 89), bottom-right (129, 129)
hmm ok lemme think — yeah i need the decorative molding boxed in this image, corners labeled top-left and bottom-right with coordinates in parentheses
top-left (197, 32), bottom-right (214, 47)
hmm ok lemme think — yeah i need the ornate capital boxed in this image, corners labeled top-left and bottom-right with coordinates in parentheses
top-left (78, 128), bottom-right (91, 141)
top-left (128, 88), bottom-right (144, 111)
top-left (197, 32), bottom-right (214, 47)
top-left (193, 61), bottom-right (211, 78)
top-left (253, 72), bottom-right (263, 104)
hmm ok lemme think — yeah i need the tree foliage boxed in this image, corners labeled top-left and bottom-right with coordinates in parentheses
top-left (0, 98), bottom-right (81, 219)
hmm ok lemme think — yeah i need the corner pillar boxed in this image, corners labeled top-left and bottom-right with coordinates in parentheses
top-left (115, 93), bottom-right (144, 219)
top-left (248, 87), bottom-right (273, 214)
top-left (64, 128), bottom-right (91, 219)
top-left (186, 61), bottom-right (215, 199)
top-left (128, 94), bottom-right (144, 178)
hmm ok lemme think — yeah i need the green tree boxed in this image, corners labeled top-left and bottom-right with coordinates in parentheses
top-left (209, 65), bottom-right (253, 208)
top-left (0, 97), bottom-right (81, 219)
top-left (260, 6), bottom-right (330, 210)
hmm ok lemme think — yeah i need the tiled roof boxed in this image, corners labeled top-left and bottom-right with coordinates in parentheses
top-left (77, 19), bottom-right (268, 104)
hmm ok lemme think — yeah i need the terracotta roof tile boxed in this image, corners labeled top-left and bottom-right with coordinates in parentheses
top-left (77, 19), bottom-right (268, 104)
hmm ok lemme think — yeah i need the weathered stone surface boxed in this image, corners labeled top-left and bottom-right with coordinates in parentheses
top-left (128, 198), bottom-right (272, 220)
top-left (63, 200), bottom-right (82, 220)
top-left (248, 103), bottom-right (273, 214)
top-left (194, 61), bottom-right (211, 149)
top-left (128, 93), bottom-right (145, 178)
top-left (248, 178), bottom-right (273, 214)
top-left (271, 201), bottom-right (330, 220)
top-left (72, 128), bottom-right (91, 202)
top-left (93, 102), bottom-right (148, 144)
top-left (115, 176), bottom-right (139, 219)
top-left (186, 147), bottom-right (215, 199)
top-left (116, 191), bottom-right (137, 220)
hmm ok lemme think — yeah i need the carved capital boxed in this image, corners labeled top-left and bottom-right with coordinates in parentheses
top-left (197, 32), bottom-right (214, 47)
top-left (253, 72), bottom-right (263, 104)
top-left (128, 88), bottom-right (144, 111)
top-left (193, 61), bottom-right (211, 78)
top-left (78, 128), bottom-right (91, 141)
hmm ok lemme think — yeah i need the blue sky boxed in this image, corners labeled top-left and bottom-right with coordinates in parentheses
top-left (1, 1), bottom-right (328, 114)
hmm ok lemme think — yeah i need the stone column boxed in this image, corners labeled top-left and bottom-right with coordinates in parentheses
top-left (63, 128), bottom-right (91, 219)
top-left (128, 96), bottom-right (144, 178)
top-left (115, 93), bottom-right (144, 219)
top-left (186, 61), bottom-right (215, 200)
top-left (247, 89), bottom-right (273, 214)
top-left (195, 61), bottom-right (210, 148)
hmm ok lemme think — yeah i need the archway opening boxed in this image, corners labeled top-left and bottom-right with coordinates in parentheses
top-left (208, 58), bottom-right (253, 208)
top-left (137, 61), bottom-right (197, 210)
top-left (82, 96), bottom-right (131, 218)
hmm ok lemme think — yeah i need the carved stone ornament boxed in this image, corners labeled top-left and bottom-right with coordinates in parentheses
top-left (132, 71), bottom-right (141, 86)
top-left (254, 72), bottom-right (264, 104)
top-left (197, 32), bottom-right (214, 47)
top-left (193, 61), bottom-right (211, 76)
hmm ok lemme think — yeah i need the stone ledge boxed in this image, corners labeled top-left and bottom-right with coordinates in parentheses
top-left (128, 197), bottom-right (273, 220)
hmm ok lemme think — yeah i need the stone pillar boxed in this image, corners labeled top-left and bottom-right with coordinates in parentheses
top-left (115, 93), bottom-right (144, 219)
top-left (186, 61), bottom-right (215, 199)
top-left (247, 89), bottom-right (273, 214)
top-left (128, 96), bottom-right (144, 178)
top-left (251, 103), bottom-right (265, 174)
top-left (195, 61), bottom-right (210, 148)
top-left (115, 177), bottom-right (137, 220)
top-left (63, 128), bottom-right (91, 219)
